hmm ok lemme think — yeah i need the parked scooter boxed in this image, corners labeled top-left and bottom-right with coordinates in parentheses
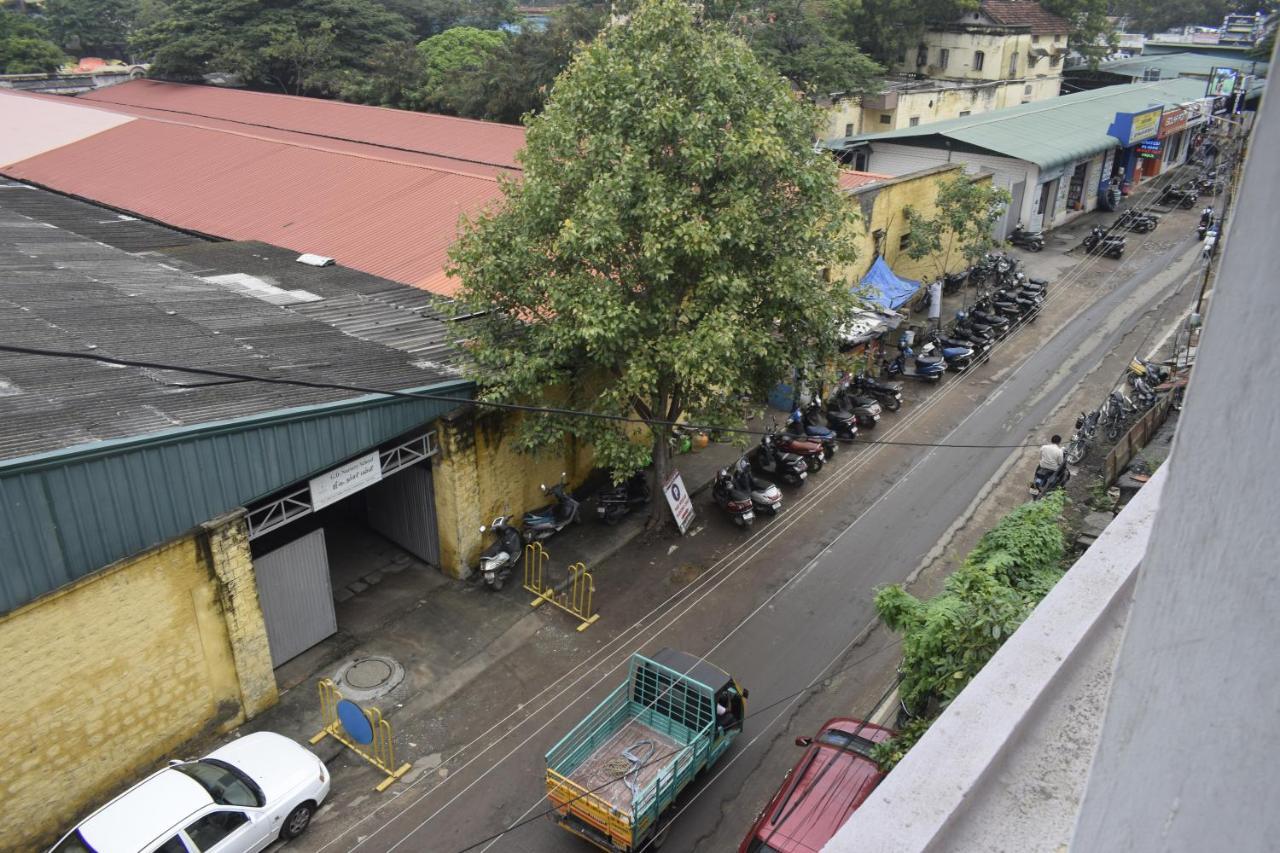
top-left (1083, 226), bottom-right (1125, 259)
top-left (788, 405), bottom-right (839, 458)
top-left (830, 377), bottom-right (882, 428)
top-left (970, 295), bottom-right (1013, 337)
top-left (952, 310), bottom-right (996, 345)
top-left (806, 396), bottom-right (859, 441)
top-left (924, 329), bottom-right (976, 371)
top-left (775, 422), bottom-right (826, 473)
top-left (478, 516), bottom-right (522, 591)
top-left (752, 433), bottom-right (809, 486)
top-left (712, 468), bottom-right (754, 529)
top-left (1010, 224), bottom-right (1045, 252)
top-left (521, 475), bottom-right (581, 543)
top-left (885, 342), bottom-right (946, 383)
top-left (852, 373), bottom-right (903, 412)
top-left (733, 456), bottom-right (783, 516)
top-left (595, 472), bottom-right (650, 524)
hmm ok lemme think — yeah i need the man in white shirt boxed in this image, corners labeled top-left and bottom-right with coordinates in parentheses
top-left (1032, 435), bottom-right (1066, 495)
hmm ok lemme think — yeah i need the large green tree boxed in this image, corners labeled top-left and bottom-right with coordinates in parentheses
top-left (1040, 0), bottom-right (1114, 66)
top-left (372, 0), bottom-right (515, 40)
top-left (903, 174), bottom-right (1010, 280)
top-left (0, 7), bottom-right (67, 72)
top-left (43, 0), bottom-right (142, 59)
top-left (450, 0), bottom-right (860, 524)
top-left (130, 0), bottom-right (413, 95)
top-left (416, 25), bottom-right (507, 113)
top-left (730, 0), bottom-right (883, 95)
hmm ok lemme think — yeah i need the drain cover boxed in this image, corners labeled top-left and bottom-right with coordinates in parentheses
top-left (346, 658), bottom-right (393, 690)
top-left (333, 655), bottom-right (405, 701)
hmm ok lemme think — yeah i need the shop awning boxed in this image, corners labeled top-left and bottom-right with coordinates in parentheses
top-left (859, 256), bottom-right (920, 311)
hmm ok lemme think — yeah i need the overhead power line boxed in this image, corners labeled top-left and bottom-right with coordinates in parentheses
top-left (0, 344), bottom-right (1048, 450)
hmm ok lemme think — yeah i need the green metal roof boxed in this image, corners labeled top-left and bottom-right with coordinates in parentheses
top-left (0, 383), bottom-right (470, 614)
top-left (844, 79), bottom-right (1212, 172)
top-left (1088, 51), bottom-right (1268, 82)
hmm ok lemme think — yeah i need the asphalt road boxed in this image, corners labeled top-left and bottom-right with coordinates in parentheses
top-left (304, 222), bottom-right (1203, 853)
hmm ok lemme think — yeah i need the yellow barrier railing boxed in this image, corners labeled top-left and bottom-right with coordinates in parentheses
top-left (311, 678), bottom-right (411, 791)
top-left (524, 541), bottom-right (600, 631)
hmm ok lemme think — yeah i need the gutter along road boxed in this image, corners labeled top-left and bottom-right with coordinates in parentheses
top-left (302, 219), bottom-right (1205, 853)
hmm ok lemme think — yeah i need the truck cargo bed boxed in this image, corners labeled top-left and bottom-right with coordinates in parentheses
top-left (567, 718), bottom-right (683, 814)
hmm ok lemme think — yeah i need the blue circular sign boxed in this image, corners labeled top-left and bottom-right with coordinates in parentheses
top-left (336, 699), bottom-right (375, 745)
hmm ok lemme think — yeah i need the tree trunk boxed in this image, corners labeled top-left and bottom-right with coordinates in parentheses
top-left (647, 421), bottom-right (672, 531)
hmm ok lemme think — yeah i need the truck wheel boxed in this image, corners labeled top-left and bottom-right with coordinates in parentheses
top-left (651, 825), bottom-right (670, 849)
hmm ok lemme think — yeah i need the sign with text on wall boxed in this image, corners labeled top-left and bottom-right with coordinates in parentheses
top-left (1108, 107), bottom-right (1163, 147)
top-left (311, 451), bottom-right (383, 510)
top-left (663, 470), bottom-right (696, 535)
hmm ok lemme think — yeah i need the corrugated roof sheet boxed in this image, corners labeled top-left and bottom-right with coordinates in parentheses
top-left (978, 0), bottom-right (1070, 34)
top-left (0, 89), bottom-right (135, 167)
top-left (1089, 51), bottom-right (1268, 81)
top-left (0, 103), bottom-right (508, 294)
top-left (847, 79), bottom-right (1209, 171)
top-left (79, 79), bottom-right (525, 171)
top-left (838, 170), bottom-right (892, 190)
top-left (0, 196), bottom-right (466, 459)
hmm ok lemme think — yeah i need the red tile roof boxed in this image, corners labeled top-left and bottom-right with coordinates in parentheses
top-left (1, 84), bottom-right (521, 296)
top-left (979, 1), bottom-right (1070, 35)
top-left (839, 170), bottom-right (891, 191)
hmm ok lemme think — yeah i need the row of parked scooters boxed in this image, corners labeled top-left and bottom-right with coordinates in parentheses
top-left (710, 375), bottom-right (905, 529)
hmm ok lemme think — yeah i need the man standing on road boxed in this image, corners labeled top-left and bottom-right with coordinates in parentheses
top-left (1032, 435), bottom-right (1066, 495)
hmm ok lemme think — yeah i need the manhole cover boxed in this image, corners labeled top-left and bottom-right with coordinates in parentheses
top-left (346, 658), bottom-right (393, 690)
top-left (333, 655), bottom-right (405, 701)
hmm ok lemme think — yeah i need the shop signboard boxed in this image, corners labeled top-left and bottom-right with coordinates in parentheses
top-left (1183, 98), bottom-right (1211, 128)
top-left (1207, 67), bottom-right (1240, 98)
top-left (1108, 106), bottom-right (1163, 146)
top-left (1137, 139), bottom-right (1163, 160)
top-left (1158, 107), bottom-right (1187, 139)
top-left (311, 451), bottom-right (383, 510)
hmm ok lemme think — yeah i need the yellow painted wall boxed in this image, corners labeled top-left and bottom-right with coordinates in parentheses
top-left (880, 84), bottom-right (1004, 130)
top-left (824, 96), bottom-right (865, 139)
top-left (0, 515), bottom-right (275, 851)
top-left (432, 410), bottom-right (590, 579)
top-left (888, 27), bottom-right (1063, 107)
top-left (838, 165), bottom-right (995, 287)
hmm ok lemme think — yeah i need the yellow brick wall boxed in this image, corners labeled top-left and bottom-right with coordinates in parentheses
top-left (432, 410), bottom-right (588, 579)
top-left (0, 515), bottom-right (275, 851)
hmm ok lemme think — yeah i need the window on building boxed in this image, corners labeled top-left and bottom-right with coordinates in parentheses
top-left (1025, 84), bottom-right (1033, 95)
top-left (939, 48), bottom-right (950, 69)
top-left (909, 116), bottom-right (921, 127)
top-left (1033, 34), bottom-right (1040, 43)
top-left (845, 122), bottom-right (854, 137)
top-left (959, 110), bottom-right (972, 117)
top-left (973, 50), bottom-right (985, 71)
top-left (1009, 52), bottom-right (1018, 75)
top-left (879, 113), bottom-right (892, 125)
top-left (917, 45), bottom-right (928, 66)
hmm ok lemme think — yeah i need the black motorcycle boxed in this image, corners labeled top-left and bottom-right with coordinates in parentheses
top-left (1083, 226), bottom-right (1125, 259)
top-left (1159, 184), bottom-right (1198, 209)
top-left (851, 373), bottom-right (903, 413)
top-left (1116, 208), bottom-right (1158, 234)
top-left (595, 472), bottom-right (650, 524)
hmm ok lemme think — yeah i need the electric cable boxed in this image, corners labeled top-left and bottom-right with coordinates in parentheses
top-left (447, 640), bottom-right (901, 853)
top-left (325, 154), bottom-right (1208, 852)
top-left (0, 344), bottom-right (1052, 450)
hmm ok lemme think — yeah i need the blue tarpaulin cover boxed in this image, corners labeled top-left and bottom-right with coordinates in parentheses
top-left (859, 256), bottom-right (920, 310)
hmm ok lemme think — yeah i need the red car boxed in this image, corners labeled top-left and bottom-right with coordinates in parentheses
top-left (738, 717), bottom-right (895, 853)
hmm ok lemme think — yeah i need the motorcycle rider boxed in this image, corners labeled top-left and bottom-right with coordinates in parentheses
top-left (1032, 435), bottom-right (1066, 494)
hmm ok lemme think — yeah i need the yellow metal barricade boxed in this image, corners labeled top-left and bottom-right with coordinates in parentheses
top-left (524, 542), bottom-right (600, 631)
top-left (311, 678), bottom-right (412, 791)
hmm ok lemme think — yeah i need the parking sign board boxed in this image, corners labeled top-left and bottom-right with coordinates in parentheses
top-left (663, 470), bottom-right (695, 534)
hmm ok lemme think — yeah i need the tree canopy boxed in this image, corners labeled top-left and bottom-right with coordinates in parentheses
top-left (904, 175), bottom-right (1010, 280)
top-left (43, 0), bottom-right (142, 59)
top-left (130, 0), bottom-right (413, 94)
top-left (0, 7), bottom-right (67, 73)
top-left (449, 0), bottom-right (861, 521)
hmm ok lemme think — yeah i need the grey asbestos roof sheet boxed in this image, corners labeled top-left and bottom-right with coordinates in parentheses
top-left (0, 192), bottom-right (469, 460)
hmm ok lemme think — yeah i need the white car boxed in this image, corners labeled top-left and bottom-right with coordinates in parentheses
top-left (50, 732), bottom-right (331, 853)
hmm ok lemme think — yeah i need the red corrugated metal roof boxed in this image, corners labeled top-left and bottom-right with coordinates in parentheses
top-left (2, 116), bottom-right (504, 295)
top-left (839, 170), bottom-right (891, 190)
top-left (979, 0), bottom-right (1070, 35)
top-left (79, 80), bottom-right (525, 171)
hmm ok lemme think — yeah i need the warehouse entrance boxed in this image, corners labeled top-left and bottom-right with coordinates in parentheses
top-left (245, 430), bottom-right (441, 668)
